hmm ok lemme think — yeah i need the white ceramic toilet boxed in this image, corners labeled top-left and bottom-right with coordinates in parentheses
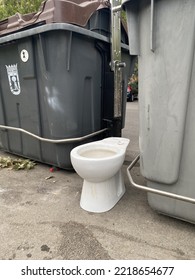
top-left (70, 137), bottom-right (130, 213)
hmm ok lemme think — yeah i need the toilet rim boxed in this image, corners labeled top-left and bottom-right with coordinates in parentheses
top-left (71, 141), bottom-right (125, 161)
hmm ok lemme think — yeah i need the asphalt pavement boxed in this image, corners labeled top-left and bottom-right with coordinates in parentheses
top-left (0, 101), bottom-right (195, 260)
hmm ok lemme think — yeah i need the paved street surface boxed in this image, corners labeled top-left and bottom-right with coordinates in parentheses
top-left (0, 101), bottom-right (195, 260)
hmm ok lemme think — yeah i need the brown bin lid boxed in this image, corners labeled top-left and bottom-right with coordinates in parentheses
top-left (0, 0), bottom-right (110, 36)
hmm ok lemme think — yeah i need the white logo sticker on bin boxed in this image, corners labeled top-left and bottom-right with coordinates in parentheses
top-left (6, 64), bottom-right (21, 95)
top-left (20, 49), bottom-right (29, 62)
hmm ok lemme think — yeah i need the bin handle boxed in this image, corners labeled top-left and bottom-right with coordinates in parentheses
top-left (0, 125), bottom-right (109, 144)
top-left (16, 13), bottom-right (25, 23)
top-left (127, 154), bottom-right (195, 204)
top-left (150, 0), bottom-right (155, 52)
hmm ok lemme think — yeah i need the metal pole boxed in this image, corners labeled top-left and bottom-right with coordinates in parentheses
top-left (110, 0), bottom-right (126, 120)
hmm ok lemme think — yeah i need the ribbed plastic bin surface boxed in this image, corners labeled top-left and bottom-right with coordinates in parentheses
top-left (123, 0), bottom-right (195, 223)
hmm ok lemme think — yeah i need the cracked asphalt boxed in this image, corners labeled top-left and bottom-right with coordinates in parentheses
top-left (0, 101), bottom-right (195, 260)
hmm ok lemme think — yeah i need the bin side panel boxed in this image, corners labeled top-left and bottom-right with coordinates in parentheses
top-left (138, 0), bottom-right (195, 184)
top-left (36, 30), bottom-right (102, 138)
top-left (0, 38), bottom-right (42, 158)
top-left (147, 31), bottom-right (195, 223)
top-left (34, 30), bottom-right (103, 168)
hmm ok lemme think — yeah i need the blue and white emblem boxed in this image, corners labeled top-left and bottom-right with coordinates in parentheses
top-left (6, 64), bottom-right (21, 95)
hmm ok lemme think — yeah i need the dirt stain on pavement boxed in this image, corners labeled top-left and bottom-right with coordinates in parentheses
top-left (59, 221), bottom-right (111, 260)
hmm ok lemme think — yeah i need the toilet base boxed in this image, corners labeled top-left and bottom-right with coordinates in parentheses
top-left (80, 170), bottom-right (125, 213)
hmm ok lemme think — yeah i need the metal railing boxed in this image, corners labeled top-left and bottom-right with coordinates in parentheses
top-left (127, 155), bottom-right (195, 204)
top-left (0, 125), bottom-right (109, 144)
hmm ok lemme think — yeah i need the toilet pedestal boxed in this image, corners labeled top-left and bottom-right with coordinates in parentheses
top-left (80, 170), bottom-right (125, 213)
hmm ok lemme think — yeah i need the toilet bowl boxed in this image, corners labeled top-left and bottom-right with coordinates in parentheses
top-left (70, 137), bottom-right (130, 213)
